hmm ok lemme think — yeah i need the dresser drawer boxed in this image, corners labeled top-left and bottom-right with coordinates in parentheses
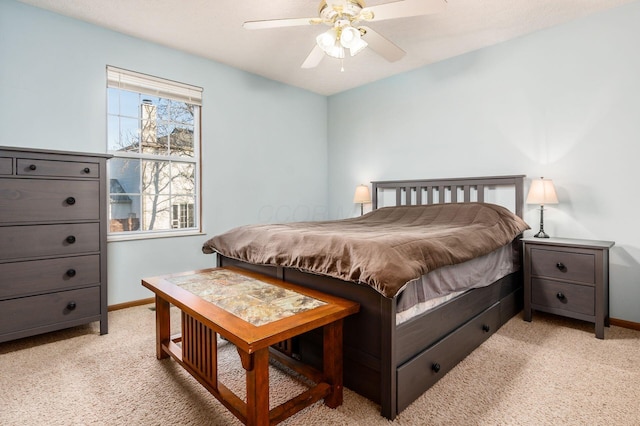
top-left (0, 179), bottom-right (99, 223)
top-left (0, 157), bottom-right (11, 175)
top-left (531, 278), bottom-right (594, 316)
top-left (0, 255), bottom-right (100, 299)
top-left (16, 158), bottom-right (99, 178)
top-left (0, 223), bottom-right (100, 260)
top-left (530, 247), bottom-right (595, 285)
top-left (0, 286), bottom-right (100, 335)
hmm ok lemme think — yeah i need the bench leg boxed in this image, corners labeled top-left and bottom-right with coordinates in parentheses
top-left (155, 295), bottom-right (170, 359)
top-left (323, 319), bottom-right (344, 408)
top-left (239, 347), bottom-right (270, 426)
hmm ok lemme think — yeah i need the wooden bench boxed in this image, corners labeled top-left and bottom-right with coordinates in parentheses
top-left (142, 267), bottom-right (359, 425)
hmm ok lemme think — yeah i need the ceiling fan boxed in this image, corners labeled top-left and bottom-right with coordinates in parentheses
top-left (243, 0), bottom-right (447, 69)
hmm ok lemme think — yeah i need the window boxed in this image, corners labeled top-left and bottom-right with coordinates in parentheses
top-left (106, 66), bottom-right (202, 237)
top-left (172, 203), bottom-right (195, 229)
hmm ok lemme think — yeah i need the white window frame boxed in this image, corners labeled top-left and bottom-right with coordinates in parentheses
top-left (106, 66), bottom-right (203, 241)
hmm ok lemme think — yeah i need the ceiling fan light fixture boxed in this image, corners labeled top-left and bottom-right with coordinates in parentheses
top-left (348, 36), bottom-right (368, 56)
top-left (316, 27), bottom-right (345, 59)
top-left (244, 0), bottom-right (448, 69)
top-left (316, 28), bottom-right (337, 51)
top-left (339, 25), bottom-right (360, 48)
top-left (324, 40), bottom-right (345, 59)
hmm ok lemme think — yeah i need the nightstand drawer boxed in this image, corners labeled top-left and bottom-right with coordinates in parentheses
top-left (0, 286), bottom-right (100, 335)
top-left (0, 157), bottom-right (11, 175)
top-left (531, 278), bottom-right (594, 316)
top-left (0, 179), bottom-right (99, 223)
top-left (530, 247), bottom-right (595, 285)
top-left (16, 158), bottom-right (99, 178)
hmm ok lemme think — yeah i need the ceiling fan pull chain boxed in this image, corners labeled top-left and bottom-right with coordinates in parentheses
top-left (341, 58), bottom-right (345, 72)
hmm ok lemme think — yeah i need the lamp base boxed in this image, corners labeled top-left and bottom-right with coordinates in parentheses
top-left (534, 205), bottom-right (551, 238)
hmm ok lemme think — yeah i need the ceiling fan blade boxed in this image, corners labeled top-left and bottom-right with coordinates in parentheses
top-left (359, 26), bottom-right (406, 62)
top-left (243, 17), bottom-right (321, 30)
top-left (363, 0), bottom-right (446, 22)
top-left (301, 45), bottom-right (325, 69)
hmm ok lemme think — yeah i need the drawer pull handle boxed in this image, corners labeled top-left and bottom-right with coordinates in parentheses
top-left (556, 292), bottom-right (566, 300)
top-left (66, 301), bottom-right (77, 311)
top-left (431, 363), bottom-right (441, 373)
top-left (83, 167), bottom-right (91, 174)
top-left (29, 164), bottom-right (37, 171)
top-left (482, 324), bottom-right (491, 333)
top-left (66, 235), bottom-right (76, 244)
top-left (556, 262), bottom-right (566, 270)
top-left (66, 269), bottom-right (77, 277)
top-left (66, 196), bottom-right (76, 205)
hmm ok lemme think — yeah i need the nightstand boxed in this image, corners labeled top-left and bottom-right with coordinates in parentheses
top-left (522, 237), bottom-right (615, 339)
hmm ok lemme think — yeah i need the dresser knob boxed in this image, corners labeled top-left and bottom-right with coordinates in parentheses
top-left (556, 262), bottom-right (566, 270)
top-left (432, 363), bottom-right (441, 373)
top-left (482, 324), bottom-right (491, 333)
top-left (66, 235), bottom-right (76, 244)
top-left (66, 196), bottom-right (76, 205)
top-left (556, 292), bottom-right (566, 301)
top-left (83, 167), bottom-right (91, 174)
top-left (66, 269), bottom-right (77, 277)
top-left (29, 164), bottom-right (37, 171)
top-left (66, 301), bottom-right (77, 311)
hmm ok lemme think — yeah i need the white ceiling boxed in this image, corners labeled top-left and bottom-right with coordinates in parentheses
top-left (18, 0), bottom-right (635, 95)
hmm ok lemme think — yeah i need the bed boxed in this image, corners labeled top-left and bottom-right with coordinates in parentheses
top-left (202, 175), bottom-right (528, 419)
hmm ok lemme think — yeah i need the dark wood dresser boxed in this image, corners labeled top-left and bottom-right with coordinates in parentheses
top-left (0, 146), bottom-right (111, 343)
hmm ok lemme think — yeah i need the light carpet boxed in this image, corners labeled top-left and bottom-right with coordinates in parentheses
top-left (1, 305), bottom-right (639, 425)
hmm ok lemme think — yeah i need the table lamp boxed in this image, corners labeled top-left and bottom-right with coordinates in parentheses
top-left (526, 177), bottom-right (559, 238)
top-left (353, 184), bottom-right (371, 216)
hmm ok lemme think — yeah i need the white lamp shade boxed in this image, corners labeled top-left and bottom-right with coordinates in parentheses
top-left (526, 178), bottom-right (559, 205)
top-left (316, 29), bottom-right (336, 50)
top-left (353, 184), bottom-right (371, 203)
top-left (340, 26), bottom-right (360, 47)
top-left (348, 37), bottom-right (368, 56)
top-left (325, 42), bottom-right (345, 59)
top-left (316, 28), bottom-right (345, 59)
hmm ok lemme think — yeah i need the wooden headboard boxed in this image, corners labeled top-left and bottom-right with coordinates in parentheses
top-left (371, 175), bottom-right (525, 218)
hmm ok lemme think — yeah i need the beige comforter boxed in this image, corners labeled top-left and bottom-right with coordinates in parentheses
top-left (202, 203), bottom-right (529, 298)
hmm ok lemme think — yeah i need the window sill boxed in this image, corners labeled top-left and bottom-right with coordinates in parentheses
top-left (107, 230), bottom-right (206, 242)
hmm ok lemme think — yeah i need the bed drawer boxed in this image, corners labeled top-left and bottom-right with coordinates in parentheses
top-left (397, 302), bottom-right (500, 412)
top-left (0, 286), bottom-right (100, 336)
top-left (0, 179), bottom-right (99, 223)
top-left (0, 157), bottom-right (11, 175)
top-left (0, 255), bottom-right (100, 299)
top-left (530, 247), bottom-right (595, 285)
top-left (0, 223), bottom-right (100, 261)
top-left (396, 282), bottom-right (500, 365)
top-left (16, 158), bottom-right (99, 178)
top-left (531, 278), bottom-right (594, 316)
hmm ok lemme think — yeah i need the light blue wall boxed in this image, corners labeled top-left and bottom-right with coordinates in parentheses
top-left (328, 1), bottom-right (640, 322)
top-left (0, 1), bottom-right (328, 304)
top-left (2, 1), bottom-right (639, 324)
